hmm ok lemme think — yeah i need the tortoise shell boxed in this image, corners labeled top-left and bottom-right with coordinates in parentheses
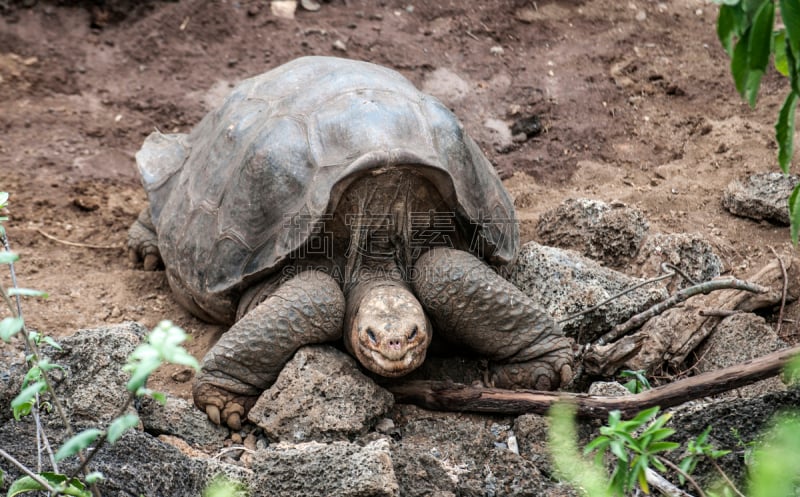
top-left (137, 56), bottom-right (518, 321)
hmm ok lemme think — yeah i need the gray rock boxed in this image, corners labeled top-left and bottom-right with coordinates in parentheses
top-left (511, 414), bottom-right (550, 466)
top-left (0, 346), bottom-right (26, 424)
top-left (139, 394), bottom-right (229, 445)
top-left (0, 419), bottom-right (208, 497)
top-left (588, 381), bottom-right (633, 397)
top-left (250, 439), bottom-right (399, 497)
top-left (536, 198), bottom-right (649, 266)
top-left (508, 242), bottom-right (667, 342)
top-left (391, 405), bottom-right (551, 496)
top-left (722, 172), bottom-right (799, 225)
top-left (46, 322), bottom-right (146, 424)
top-left (695, 313), bottom-right (786, 398)
top-left (634, 232), bottom-right (723, 291)
top-left (248, 345), bottom-right (394, 442)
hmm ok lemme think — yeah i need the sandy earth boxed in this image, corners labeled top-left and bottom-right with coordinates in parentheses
top-left (1, 0), bottom-right (797, 401)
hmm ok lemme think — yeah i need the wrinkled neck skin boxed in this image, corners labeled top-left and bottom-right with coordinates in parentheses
top-left (344, 270), bottom-right (432, 378)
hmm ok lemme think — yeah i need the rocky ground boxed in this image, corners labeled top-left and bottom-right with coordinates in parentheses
top-left (2, 0), bottom-right (800, 495)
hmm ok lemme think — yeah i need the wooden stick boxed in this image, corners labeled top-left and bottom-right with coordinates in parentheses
top-left (386, 345), bottom-right (800, 419)
top-left (36, 228), bottom-right (122, 250)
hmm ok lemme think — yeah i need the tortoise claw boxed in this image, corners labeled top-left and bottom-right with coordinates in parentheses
top-left (143, 253), bottom-right (161, 271)
top-left (206, 405), bottom-right (221, 426)
top-left (227, 412), bottom-right (242, 431)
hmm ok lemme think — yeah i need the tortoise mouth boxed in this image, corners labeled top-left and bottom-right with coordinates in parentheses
top-left (355, 340), bottom-right (428, 377)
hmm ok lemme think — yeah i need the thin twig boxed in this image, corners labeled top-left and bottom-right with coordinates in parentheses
top-left (656, 456), bottom-right (706, 497)
top-left (559, 263), bottom-right (696, 325)
top-left (34, 406), bottom-right (59, 473)
top-left (36, 228), bottom-right (122, 250)
top-left (559, 272), bottom-right (674, 325)
top-left (1, 232), bottom-right (23, 319)
top-left (709, 457), bottom-right (747, 497)
top-left (644, 467), bottom-right (695, 497)
top-left (2, 238), bottom-right (101, 497)
top-left (698, 309), bottom-right (742, 318)
top-left (0, 447), bottom-right (57, 493)
top-left (768, 247), bottom-right (788, 337)
top-left (596, 278), bottom-right (770, 345)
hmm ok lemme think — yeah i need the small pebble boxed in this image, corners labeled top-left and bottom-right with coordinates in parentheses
top-left (375, 418), bottom-right (395, 434)
top-left (333, 39), bottom-right (347, 51)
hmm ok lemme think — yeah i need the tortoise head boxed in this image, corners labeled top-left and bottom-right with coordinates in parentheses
top-left (344, 281), bottom-right (431, 377)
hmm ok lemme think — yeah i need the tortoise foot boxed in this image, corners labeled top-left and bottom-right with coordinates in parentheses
top-left (489, 338), bottom-right (574, 390)
top-left (193, 379), bottom-right (258, 430)
top-left (127, 208), bottom-right (162, 271)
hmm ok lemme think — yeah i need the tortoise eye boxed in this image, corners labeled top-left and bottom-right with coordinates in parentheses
top-left (367, 328), bottom-right (377, 344)
top-left (408, 325), bottom-right (418, 341)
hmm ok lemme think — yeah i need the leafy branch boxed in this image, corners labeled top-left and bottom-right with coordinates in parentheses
top-left (0, 192), bottom-right (200, 496)
top-left (717, 0), bottom-right (800, 242)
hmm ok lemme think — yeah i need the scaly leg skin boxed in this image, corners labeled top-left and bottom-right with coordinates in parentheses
top-left (127, 208), bottom-right (162, 271)
top-left (193, 270), bottom-right (345, 429)
top-left (412, 248), bottom-right (574, 390)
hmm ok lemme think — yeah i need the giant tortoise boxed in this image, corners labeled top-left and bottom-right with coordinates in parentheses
top-left (128, 56), bottom-right (574, 429)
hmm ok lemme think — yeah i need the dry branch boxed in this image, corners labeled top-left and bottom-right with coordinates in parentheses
top-left (583, 257), bottom-right (799, 376)
top-left (386, 344), bottom-right (800, 419)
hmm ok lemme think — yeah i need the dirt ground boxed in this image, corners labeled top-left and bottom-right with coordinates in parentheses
top-left (1, 0), bottom-right (797, 400)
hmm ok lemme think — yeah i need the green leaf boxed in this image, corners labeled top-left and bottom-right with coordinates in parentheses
top-left (777, 91), bottom-right (798, 173)
top-left (55, 428), bottom-right (103, 461)
top-left (584, 435), bottom-right (610, 454)
top-left (789, 184), bottom-right (800, 244)
top-left (745, 68), bottom-right (765, 107)
top-left (11, 380), bottom-right (45, 420)
top-left (7, 288), bottom-right (48, 298)
top-left (41, 335), bottom-right (63, 351)
top-left (0, 192), bottom-right (8, 207)
top-left (610, 440), bottom-right (628, 462)
top-left (718, 4), bottom-right (740, 56)
top-left (775, 30), bottom-right (789, 76)
top-left (150, 391), bottom-right (167, 405)
top-left (743, 0), bottom-right (767, 15)
top-left (107, 413), bottom-right (139, 444)
top-left (85, 472), bottom-right (105, 484)
top-left (781, 0), bottom-right (800, 65)
top-left (637, 465), bottom-right (650, 493)
top-left (8, 473), bottom-right (90, 497)
top-left (0, 317), bottom-right (24, 342)
top-left (732, 27), bottom-right (752, 99)
top-left (126, 356), bottom-right (160, 393)
top-left (748, 0), bottom-right (774, 71)
top-left (7, 476), bottom-right (50, 496)
top-left (630, 406), bottom-right (659, 425)
top-left (648, 441), bottom-right (681, 453)
top-left (0, 252), bottom-right (19, 264)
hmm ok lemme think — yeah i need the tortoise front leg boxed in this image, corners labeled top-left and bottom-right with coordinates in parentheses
top-left (127, 208), bottom-right (162, 271)
top-left (412, 248), bottom-right (574, 390)
top-left (193, 270), bottom-right (345, 429)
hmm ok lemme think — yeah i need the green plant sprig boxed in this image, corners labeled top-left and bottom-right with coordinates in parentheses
top-left (716, 0), bottom-right (800, 243)
top-left (1, 192), bottom-right (201, 496)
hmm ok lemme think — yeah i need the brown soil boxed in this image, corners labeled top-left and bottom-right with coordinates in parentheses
top-left (1, 0), bottom-right (797, 399)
